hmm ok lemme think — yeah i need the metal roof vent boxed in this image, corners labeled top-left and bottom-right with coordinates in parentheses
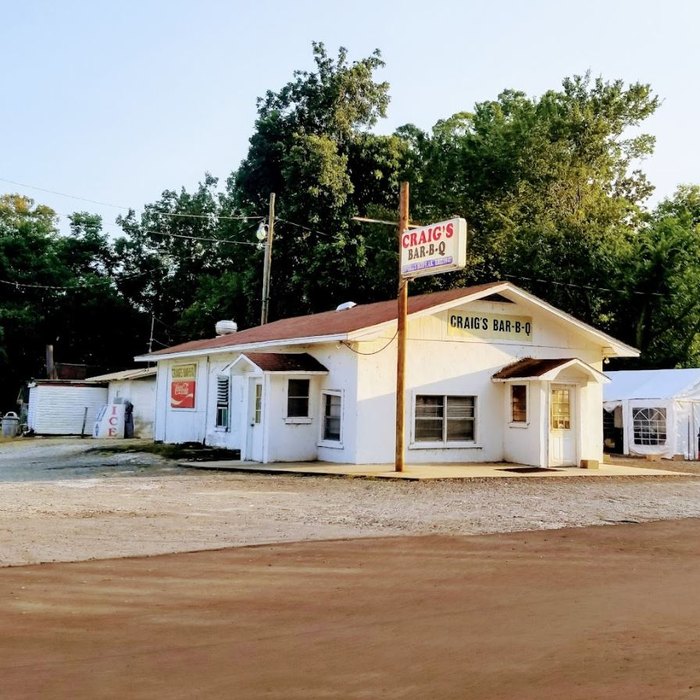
top-left (335, 301), bottom-right (357, 312)
top-left (215, 320), bottom-right (238, 336)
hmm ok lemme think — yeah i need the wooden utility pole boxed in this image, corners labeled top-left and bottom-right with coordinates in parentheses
top-left (395, 181), bottom-right (410, 472)
top-left (260, 192), bottom-right (276, 325)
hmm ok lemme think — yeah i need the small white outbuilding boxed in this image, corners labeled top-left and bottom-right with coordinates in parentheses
top-left (137, 281), bottom-right (638, 469)
top-left (26, 380), bottom-right (108, 435)
top-left (603, 368), bottom-right (700, 460)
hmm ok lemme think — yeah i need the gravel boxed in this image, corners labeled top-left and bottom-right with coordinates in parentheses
top-left (1, 438), bottom-right (699, 567)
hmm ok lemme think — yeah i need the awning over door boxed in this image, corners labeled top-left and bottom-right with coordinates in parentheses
top-left (492, 357), bottom-right (609, 384)
top-left (228, 352), bottom-right (329, 375)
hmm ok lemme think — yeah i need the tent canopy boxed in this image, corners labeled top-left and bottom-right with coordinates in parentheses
top-left (604, 369), bottom-right (700, 402)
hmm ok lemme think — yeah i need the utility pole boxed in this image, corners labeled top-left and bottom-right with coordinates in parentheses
top-left (260, 192), bottom-right (276, 325)
top-left (147, 313), bottom-right (155, 354)
top-left (395, 181), bottom-right (410, 472)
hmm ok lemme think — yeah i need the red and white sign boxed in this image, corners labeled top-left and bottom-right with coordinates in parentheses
top-left (170, 363), bottom-right (197, 409)
top-left (400, 218), bottom-right (467, 279)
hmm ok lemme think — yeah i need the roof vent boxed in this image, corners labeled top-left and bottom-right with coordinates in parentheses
top-left (215, 320), bottom-right (238, 336)
top-left (335, 301), bottom-right (357, 312)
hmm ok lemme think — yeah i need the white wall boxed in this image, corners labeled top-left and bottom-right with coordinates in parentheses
top-left (154, 359), bottom-right (209, 444)
top-left (351, 297), bottom-right (608, 466)
top-left (205, 355), bottom-right (244, 450)
top-left (501, 381), bottom-right (541, 465)
top-left (28, 384), bottom-right (108, 435)
top-left (109, 378), bottom-right (156, 438)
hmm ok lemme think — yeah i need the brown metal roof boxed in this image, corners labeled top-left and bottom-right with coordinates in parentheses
top-left (242, 353), bottom-right (328, 373)
top-left (492, 358), bottom-right (575, 380)
top-left (148, 282), bottom-right (502, 357)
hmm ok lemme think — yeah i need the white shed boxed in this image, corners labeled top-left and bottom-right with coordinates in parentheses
top-left (603, 369), bottom-right (700, 460)
top-left (85, 368), bottom-right (157, 438)
top-left (137, 282), bottom-right (638, 469)
top-left (27, 381), bottom-right (108, 435)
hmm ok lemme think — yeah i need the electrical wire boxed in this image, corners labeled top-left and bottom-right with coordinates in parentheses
top-left (276, 217), bottom-right (394, 254)
top-left (341, 329), bottom-right (398, 355)
top-left (0, 176), bottom-right (262, 221)
top-left (504, 274), bottom-right (665, 297)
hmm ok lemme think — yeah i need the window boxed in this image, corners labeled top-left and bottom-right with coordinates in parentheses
top-left (254, 383), bottom-right (262, 424)
top-left (550, 388), bottom-right (571, 430)
top-left (215, 375), bottom-right (230, 429)
top-left (287, 379), bottom-right (310, 417)
top-left (414, 395), bottom-right (475, 443)
top-left (322, 392), bottom-right (342, 442)
top-left (633, 407), bottom-right (667, 445)
top-left (511, 385), bottom-right (527, 423)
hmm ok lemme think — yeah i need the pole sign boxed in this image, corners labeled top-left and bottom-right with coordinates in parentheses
top-left (400, 218), bottom-right (467, 279)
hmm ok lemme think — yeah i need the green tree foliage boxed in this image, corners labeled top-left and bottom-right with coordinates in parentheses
top-left (0, 196), bottom-right (144, 410)
top-left (401, 75), bottom-right (660, 328)
top-left (6, 44), bottom-right (700, 406)
top-left (232, 42), bottom-right (406, 317)
top-left (113, 174), bottom-right (263, 341)
top-left (616, 186), bottom-right (700, 367)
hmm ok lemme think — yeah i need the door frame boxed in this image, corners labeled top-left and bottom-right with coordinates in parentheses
top-left (548, 383), bottom-right (578, 467)
top-left (245, 377), bottom-right (264, 462)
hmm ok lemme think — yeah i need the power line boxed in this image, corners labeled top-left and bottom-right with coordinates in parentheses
top-left (0, 270), bottom-right (150, 292)
top-left (276, 217), bottom-right (394, 254)
top-left (0, 176), bottom-right (262, 222)
top-left (341, 330), bottom-right (398, 355)
top-left (143, 228), bottom-right (260, 247)
top-left (0, 177), bottom-right (129, 210)
top-left (504, 274), bottom-right (665, 298)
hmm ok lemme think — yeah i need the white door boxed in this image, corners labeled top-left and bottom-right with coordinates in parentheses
top-left (245, 378), bottom-right (264, 461)
top-left (549, 384), bottom-right (576, 466)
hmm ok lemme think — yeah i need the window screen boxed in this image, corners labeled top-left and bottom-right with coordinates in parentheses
top-left (287, 379), bottom-right (310, 417)
top-left (415, 395), bottom-right (475, 443)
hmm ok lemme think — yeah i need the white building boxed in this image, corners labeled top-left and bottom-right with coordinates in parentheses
top-left (27, 381), bottom-right (108, 435)
top-left (136, 282), bottom-right (637, 468)
top-left (604, 368), bottom-right (700, 460)
top-left (85, 368), bottom-right (157, 438)
top-left (26, 368), bottom-right (157, 438)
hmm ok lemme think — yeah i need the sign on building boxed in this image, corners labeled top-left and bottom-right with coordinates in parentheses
top-left (400, 218), bottom-right (467, 279)
top-left (448, 312), bottom-right (533, 342)
top-left (171, 363), bottom-right (197, 409)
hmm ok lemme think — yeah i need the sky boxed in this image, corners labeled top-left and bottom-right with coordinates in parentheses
top-left (2, 0), bottom-right (699, 235)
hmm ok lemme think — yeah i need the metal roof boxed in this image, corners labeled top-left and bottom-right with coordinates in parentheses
top-left (85, 367), bottom-right (157, 383)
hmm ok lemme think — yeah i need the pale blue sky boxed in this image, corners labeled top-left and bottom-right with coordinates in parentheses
top-left (2, 0), bottom-right (698, 234)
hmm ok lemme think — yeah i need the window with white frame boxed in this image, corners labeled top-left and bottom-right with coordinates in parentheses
top-left (287, 379), bottom-right (310, 418)
top-left (414, 395), bottom-right (475, 443)
top-left (215, 375), bottom-right (230, 429)
top-left (322, 391), bottom-right (342, 442)
top-left (632, 407), bottom-right (667, 445)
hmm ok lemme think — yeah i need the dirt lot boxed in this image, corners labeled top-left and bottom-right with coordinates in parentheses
top-left (1, 519), bottom-right (699, 699)
top-left (1, 439), bottom-right (700, 566)
top-left (1, 439), bottom-right (700, 698)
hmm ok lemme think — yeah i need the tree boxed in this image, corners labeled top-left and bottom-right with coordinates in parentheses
top-left (114, 174), bottom-right (263, 342)
top-left (398, 74), bottom-right (660, 327)
top-left (231, 42), bottom-right (406, 319)
top-left (0, 196), bottom-right (147, 410)
top-left (615, 186), bottom-right (700, 367)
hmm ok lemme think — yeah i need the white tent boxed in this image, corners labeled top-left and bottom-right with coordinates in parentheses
top-left (604, 369), bottom-right (700, 459)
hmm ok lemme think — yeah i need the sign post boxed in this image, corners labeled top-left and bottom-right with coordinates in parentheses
top-left (395, 182), bottom-right (410, 472)
top-left (394, 195), bottom-right (467, 472)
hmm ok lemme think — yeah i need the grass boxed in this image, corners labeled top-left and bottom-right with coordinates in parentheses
top-left (87, 441), bottom-right (241, 461)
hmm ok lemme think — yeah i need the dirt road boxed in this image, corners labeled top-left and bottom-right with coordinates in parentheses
top-left (0, 518), bottom-right (698, 699)
top-left (1, 439), bottom-right (700, 566)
